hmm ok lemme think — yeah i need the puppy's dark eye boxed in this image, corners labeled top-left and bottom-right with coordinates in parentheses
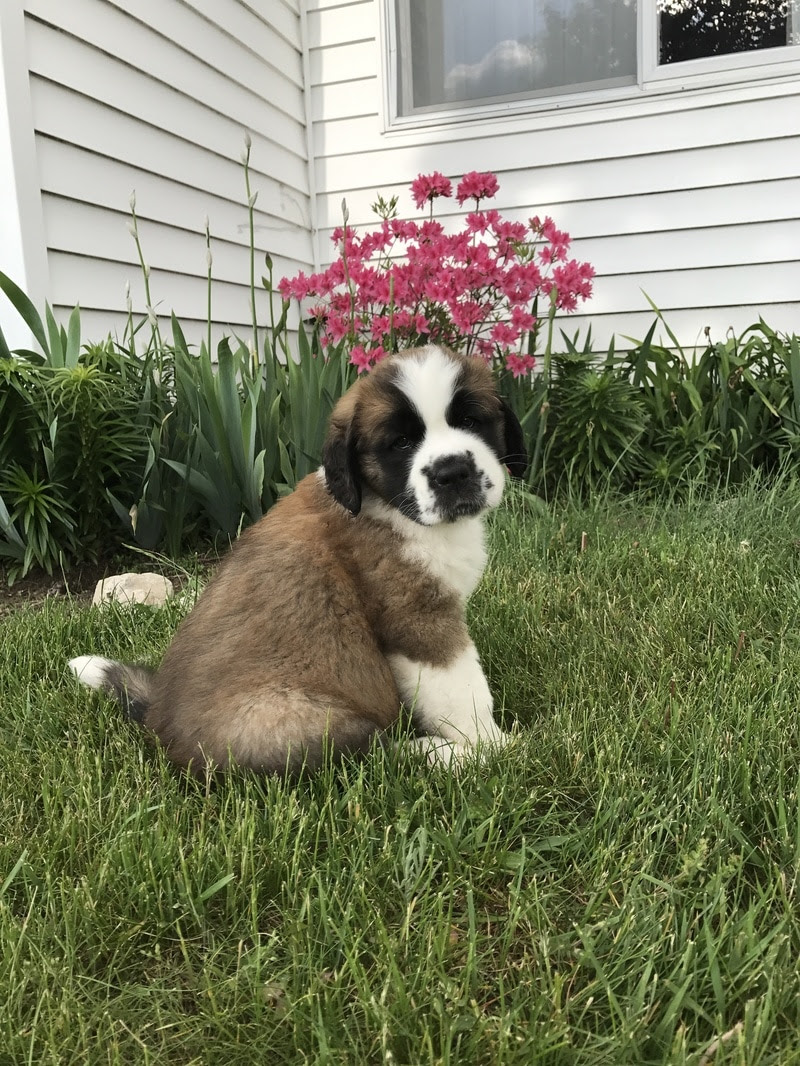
top-left (391, 435), bottom-right (412, 451)
top-left (458, 416), bottom-right (477, 430)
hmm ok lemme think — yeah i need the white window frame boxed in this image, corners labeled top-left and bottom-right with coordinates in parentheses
top-left (381, 0), bottom-right (800, 131)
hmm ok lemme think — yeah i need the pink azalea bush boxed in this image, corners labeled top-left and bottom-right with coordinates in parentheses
top-left (278, 171), bottom-right (595, 376)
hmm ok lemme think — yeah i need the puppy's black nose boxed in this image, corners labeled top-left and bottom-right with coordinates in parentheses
top-left (428, 454), bottom-right (473, 488)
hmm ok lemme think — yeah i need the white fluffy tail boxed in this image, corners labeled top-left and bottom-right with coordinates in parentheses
top-left (69, 655), bottom-right (154, 723)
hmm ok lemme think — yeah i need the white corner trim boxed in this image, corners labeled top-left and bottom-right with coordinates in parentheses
top-left (0, 0), bottom-right (49, 348)
top-left (298, 0), bottom-right (320, 273)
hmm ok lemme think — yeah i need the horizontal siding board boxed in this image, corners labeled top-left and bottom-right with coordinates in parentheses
top-left (314, 140), bottom-right (800, 229)
top-left (71, 311), bottom-right (301, 357)
top-left (26, 27), bottom-right (308, 182)
top-left (104, 0), bottom-right (305, 89)
top-left (317, 178), bottom-right (800, 251)
top-left (37, 137), bottom-right (313, 248)
top-left (309, 40), bottom-right (376, 85)
top-left (589, 262), bottom-right (800, 315)
top-left (48, 251), bottom-right (293, 325)
top-left (584, 220), bottom-right (800, 276)
top-left (311, 93), bottom-right (800, 181)
top-left (28, 0), bottom-right (305, 106)
top-left (30, 78), bottom-right (308, 207)
top-left (311, 77), bottom-right (379, 121)
top-left (307, 2), bottom-right (375, 49)
top-left (306, 0), bottom-right (364, 10)
top-left (313, 95), bottom-right (800, 172)
top-left (182, 0), bottom-right (302, 55)
top-left (41, 195), bottom-right (310, 285)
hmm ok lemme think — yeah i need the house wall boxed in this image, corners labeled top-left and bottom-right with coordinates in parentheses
top-left (306, 0), bottom-right (800, 351)
top-left (0, 0), bottom-right (313, 349)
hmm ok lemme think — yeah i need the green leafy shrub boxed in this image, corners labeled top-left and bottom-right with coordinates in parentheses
top-left (621, 305), bottom-right (800, 492)
top-left (545, 349), bottom-right (648, 491)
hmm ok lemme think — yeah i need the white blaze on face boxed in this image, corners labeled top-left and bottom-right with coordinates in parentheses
top-left (394, 347), bottom-right (507, 525)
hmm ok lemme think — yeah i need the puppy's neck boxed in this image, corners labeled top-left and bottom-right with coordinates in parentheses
top-left (361, 493), bottom-right (488, 601)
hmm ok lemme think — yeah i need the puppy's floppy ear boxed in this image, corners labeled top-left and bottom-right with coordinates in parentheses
top-left (500, 400), bottom-right (528, 479)
top-left (322, 411), bottom-right (362, 515)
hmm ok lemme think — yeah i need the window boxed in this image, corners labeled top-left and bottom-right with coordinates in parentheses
top-left (659, 0), bottom-right (796, 65)
top-left (390, 0), bottom-right (800, 122)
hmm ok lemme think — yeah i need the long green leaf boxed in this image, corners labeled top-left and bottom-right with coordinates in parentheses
top-left (0, 322), bottom-right (12, 361)
top-left (216, 342), bottom-right (247, 490)
top-left (44, 304), bottom-right (65, 368)
top-left (0, 270), bottom-right (49, 355)
top-left (65, 306), bottom-right (82, 368)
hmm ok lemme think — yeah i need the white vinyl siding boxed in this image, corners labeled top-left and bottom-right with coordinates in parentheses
top-left (307, 0), bottom-right (800, 349)
top-left (16, 0), bottom-right (313, 346)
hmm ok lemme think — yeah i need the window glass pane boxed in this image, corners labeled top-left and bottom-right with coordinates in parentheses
top-left (398, 0), bottom-right (637, 114)
top-left (659, 0), bottom-right (795, 64)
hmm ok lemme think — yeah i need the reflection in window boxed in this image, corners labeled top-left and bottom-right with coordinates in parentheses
top-left (396, 0), bottom-right (637, 114)
top-left (659, 0), bottom-right (796, 65)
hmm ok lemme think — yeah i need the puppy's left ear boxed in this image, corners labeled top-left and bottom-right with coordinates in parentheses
top-left (500, 400), bottom-right (528, 479)
top-left (322, 413), bottom-right (362, 515)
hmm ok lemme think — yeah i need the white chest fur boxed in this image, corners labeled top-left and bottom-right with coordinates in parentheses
top-left (363, 495), bottom-right (488, 600)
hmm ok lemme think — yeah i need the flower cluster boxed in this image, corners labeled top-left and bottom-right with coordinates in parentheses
top-left (278, 171), bottom-right (595, 376)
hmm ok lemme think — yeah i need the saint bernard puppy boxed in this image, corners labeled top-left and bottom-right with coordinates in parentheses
top-left (69, 344), bottom-right (527, 775)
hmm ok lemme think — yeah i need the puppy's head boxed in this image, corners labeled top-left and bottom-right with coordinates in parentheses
top-left (322, 345), bottom-right (527, 525)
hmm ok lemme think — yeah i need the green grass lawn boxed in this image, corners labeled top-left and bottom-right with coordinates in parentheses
top-left (1, 480), bottom-right (799, 1065)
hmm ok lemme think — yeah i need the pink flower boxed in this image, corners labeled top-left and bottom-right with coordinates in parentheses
top-left (491, 322), bottom-right (520, 347)
top-left (449, 300), bottom-right (485, 332)
top-left (277, 168), bottom-right (594, 371)
top-left (418, 219), bottom-right (445, 242)
top-left (349, 345), bottom-right (374, 373)
top-left (278, 271), bottom-right (313, 301)
top-left (552, 260), bottom-right (595, 310)
top-left (505, 353), bottom-right (536, 378)
top-left (465, 210), bottom-right (500, 235)
top-left (391, 218), bottom-right (419, 240)
top-left (324, 312), bottom-right (350, 343)
top-left (410, 172), bottom-right (453, 211)
top-left (456, 171), bottom-right (499, 206)
top-left (511, 306), bottom-right (535, 332)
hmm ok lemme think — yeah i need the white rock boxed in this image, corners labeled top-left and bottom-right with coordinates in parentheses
top-left (92, 572), bottom-right (174, 607)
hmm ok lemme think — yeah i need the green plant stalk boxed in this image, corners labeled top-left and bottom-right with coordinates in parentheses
top-left (128, 194), bottom-right (164, 367)
top-left (205, 217), bottom-right (213, 361)
top-left (242, 133), bottom-right (259, 363)
top-left (339, 199), bottom-right (357, 345)
top-left (527, 288), bottom-right (558, 487)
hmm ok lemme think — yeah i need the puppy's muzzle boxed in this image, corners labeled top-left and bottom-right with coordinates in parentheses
top-left (424, 452), bottom-right (486, 519)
